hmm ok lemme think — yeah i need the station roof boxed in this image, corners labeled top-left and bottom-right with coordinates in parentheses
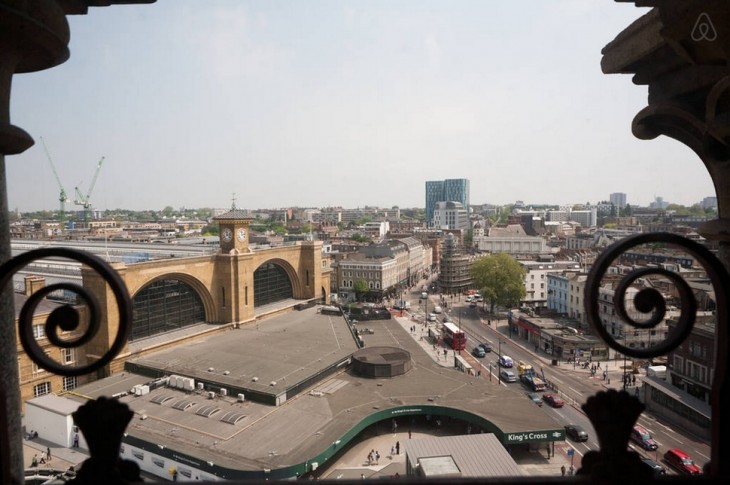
top-left (70, 307), bottom-right (565, 474)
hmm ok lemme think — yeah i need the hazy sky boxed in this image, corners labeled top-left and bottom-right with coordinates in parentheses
top-left (8, 1), bottom-right (716, 213)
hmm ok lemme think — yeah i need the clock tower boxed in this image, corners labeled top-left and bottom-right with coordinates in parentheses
top-left (214, 207), bottom-right (254, 253)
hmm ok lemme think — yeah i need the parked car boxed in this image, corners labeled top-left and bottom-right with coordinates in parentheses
top-left (631, 425), bottom-right (658, 451)
top-left (663, 448), bottom-right (702, 475)
top-left (526, 392), bottom-right (543, 406)
top-left (498, 355), bottom-right (514, 368)
top-left (499, 369), bottom-right (517, 383)
top-left (640, 457), bottom-right (666, 476)
top-left (542, 393), bottom-right (564, 408)
top-left (428, 313), bottom-right (436, 322)
top-left (479, 342), bottom-right (493, 353)
top-left (433, 306), bottom-right (442, 314)
top-left (472, 346), bottom-right (486, 358)
top-left (565, 424), bottom-right (588, 442)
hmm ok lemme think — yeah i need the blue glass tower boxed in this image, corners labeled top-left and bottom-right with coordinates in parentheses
top-left (425, 179), bottom-right (470, 225)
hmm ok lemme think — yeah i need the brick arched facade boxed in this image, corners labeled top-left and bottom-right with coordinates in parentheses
top-left (82, 241), bottom-right (330, 375)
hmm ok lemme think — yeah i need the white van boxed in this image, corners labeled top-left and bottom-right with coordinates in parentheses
top-left (433, 306), bottom-right (442, 314)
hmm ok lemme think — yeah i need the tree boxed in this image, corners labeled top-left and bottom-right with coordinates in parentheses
top-left (470, 253), bottom-right (526, 314)
top-left (353, 278), bottom-right (369, 302)
top-left (464, 228), bottom-right (473, 248)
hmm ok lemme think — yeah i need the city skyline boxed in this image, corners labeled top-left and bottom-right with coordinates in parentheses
top-left (8, 1), bottom-right (716, 212)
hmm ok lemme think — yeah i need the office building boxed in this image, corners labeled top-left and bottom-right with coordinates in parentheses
top-left (425, 179), bottom-right (470, 226)
top-left (610, 192), bottom-right (627, 209)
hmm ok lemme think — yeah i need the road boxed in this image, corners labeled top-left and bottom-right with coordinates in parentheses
top-left (404, 282), bottom-right (711, 474)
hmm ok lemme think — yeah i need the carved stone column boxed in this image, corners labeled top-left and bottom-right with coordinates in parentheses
top-left (0, 2), bottom-right (70, 482)
top-left (602, 1), bottom-right (730, 478)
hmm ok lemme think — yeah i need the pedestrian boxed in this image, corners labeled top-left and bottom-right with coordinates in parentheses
top-left (408, 429), bottom-right (412, 439)
top-left (73, 433), bottom-right (79, 448)
top-left (569, 465), bottom-right (575, 476)
top-left (46, 447), bottom-right (51, 461)
top-left (31, 455), bottom-right (38, 467)
top-left (361, 473), bottom-right (365, 479)
top-left (396, 441), bottom-right (400, 455)
top-left (632, 374), bottom-right (636, 386)
top-left (561, 465), bottom-right (566, 476)
top-left (375, 451), bottom-right (380, 464)
top-left (390, 445), bottom-right (395, 456)
top-left (367, 451), bottom-right (372, 464)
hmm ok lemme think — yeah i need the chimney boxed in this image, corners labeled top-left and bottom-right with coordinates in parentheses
top-left (24, 275), bottom-right (46, 297)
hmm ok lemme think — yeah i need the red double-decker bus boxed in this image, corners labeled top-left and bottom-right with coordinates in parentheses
top-left (442, 321), bottom-right (467, 351)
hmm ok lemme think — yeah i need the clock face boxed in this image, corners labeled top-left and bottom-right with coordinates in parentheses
top-left (221, 228), bottom-right (233, 242)
top-left (237, 228), bottom-right (247, 242)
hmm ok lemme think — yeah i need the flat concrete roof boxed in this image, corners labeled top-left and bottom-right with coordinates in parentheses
top-left (406, 434), bottom-right (521, 477)
top-left (71, 306), bottom-right (565, 477)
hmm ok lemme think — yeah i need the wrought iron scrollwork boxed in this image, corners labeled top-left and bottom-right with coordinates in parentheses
top-left (0, 247), bottom-right (131, 376)
top-left (585, 232), bottom-right (728, 359)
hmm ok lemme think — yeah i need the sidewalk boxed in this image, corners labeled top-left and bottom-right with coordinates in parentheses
top-left (22, 434), bottom-right (88, 472)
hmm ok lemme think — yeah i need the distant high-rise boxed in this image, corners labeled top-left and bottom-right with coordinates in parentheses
top-left (609, 192), bottom-right (627, 209)
top-left (425, 179), bottom-right (470, 226)
top-left (702, 196), bottom-right (718, 210)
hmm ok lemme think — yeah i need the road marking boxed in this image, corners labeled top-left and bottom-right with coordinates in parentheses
top-left (651, 421), bottom-right (678, 435)
top-left (551, 376), bottom-right (563, 384)
top-left (696, 451), bottom-right (709, 460)
top-left (568, 386), bottom-right (581, 395)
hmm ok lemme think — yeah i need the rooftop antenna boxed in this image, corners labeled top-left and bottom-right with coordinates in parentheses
top-left (231, 193), bottom-right (237, 210)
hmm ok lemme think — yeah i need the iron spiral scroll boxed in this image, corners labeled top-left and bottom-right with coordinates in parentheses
top-left (585, 233), bottom-right (729, 359)
top-left (0, 247), bottom-right (131, 376)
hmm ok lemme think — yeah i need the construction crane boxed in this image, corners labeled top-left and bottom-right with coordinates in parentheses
top-left (74, 156), bottom-right (105, 227)
top-left (39, 137), bottom-right (70, 219)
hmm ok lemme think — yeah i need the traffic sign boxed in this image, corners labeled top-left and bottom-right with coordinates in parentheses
top-left (567, 448), bottom-right (574, 457)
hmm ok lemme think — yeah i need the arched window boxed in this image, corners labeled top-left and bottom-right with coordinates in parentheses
top-left (254, 263), bottom-right (293, 306)
top-left (132, 279), bottom-right (205, 341)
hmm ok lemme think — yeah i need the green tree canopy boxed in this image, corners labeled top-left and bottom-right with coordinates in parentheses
top-left (353, 278), bottom-right (369, 301)
top-left (470, 253), bottom-right (526, 314)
